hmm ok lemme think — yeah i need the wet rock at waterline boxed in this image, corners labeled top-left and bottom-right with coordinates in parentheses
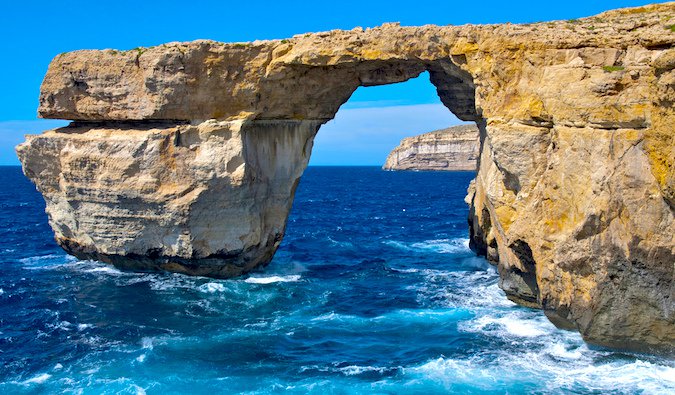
top-left (17, 3), bottom-right (675, 353)
top-left (383, 124), bottom-right (479, 171)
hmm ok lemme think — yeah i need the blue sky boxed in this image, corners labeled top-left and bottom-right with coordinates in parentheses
top-left (0, 0), bottom-right (657, 165)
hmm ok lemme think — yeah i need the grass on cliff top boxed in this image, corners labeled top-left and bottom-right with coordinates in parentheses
top-left (667, 24), bottom-right (675, 32)
top-left (602, 65), bottom-right (625, 72)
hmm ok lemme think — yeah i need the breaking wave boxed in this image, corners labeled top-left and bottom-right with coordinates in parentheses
top-left (383, 237), bottom-right (471, 254)
top-left (244, 275), bottom-right (302, 284)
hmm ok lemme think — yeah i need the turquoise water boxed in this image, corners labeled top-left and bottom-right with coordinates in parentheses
top-left (0, 166), bottom-right (673, 394)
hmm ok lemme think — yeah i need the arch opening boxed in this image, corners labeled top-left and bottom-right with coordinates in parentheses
top-left (278, 69), bottom-right (485, 266)
top-left (268, 68), bottom-right (491, 324)
top-left (308, 71), bottom-right (473, 167)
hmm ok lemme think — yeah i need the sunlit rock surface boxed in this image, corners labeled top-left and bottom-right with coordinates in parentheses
top-left (383, 124), bottom-right (479, 171)
top-left (18, 3), bottom-right (675, 353)
top-left (17, 120), bottom-right (319, 277)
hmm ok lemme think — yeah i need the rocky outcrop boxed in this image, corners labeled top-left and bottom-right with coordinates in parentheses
top-left (17, 3), bottom-right (675, 353)
top-left (17, 120), bottom-right (319, 277)
top-left (383, 124), bottom-right (479, 171)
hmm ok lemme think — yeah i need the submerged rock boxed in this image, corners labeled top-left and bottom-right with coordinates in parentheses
top-left (17, 3), bottom-right (675, 353)
top-left (383, 124), bottom-right (479, 171)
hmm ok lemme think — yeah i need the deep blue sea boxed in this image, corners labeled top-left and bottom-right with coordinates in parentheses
top-left (0, 166), bottom-right (673, 394)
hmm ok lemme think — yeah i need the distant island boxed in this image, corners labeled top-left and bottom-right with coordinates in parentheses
top-left (383, 124), bottom-right (479, 171)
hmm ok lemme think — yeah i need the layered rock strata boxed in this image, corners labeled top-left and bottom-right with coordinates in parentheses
top-left (17, 3), bottom-right (675, 353)
top-left (18, 120), bottom-right (319, 277)
top-left (383, 124), bottom-right (479, 171)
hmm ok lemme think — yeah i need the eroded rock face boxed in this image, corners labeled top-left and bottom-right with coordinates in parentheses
top-left (383, 124), bottom-right (479, 171)
top-left (17, 120), bottom-right (319, 277)
top-left (17, 3), bottom-right (675, 353)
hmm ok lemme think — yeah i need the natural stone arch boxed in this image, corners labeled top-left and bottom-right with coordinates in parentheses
top-left (17, 3), bottom-right (675, 354)
top-left (29, 31), bottom-right (488, 277)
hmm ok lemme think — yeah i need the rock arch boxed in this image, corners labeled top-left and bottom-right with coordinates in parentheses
top-left (17, 4), bottom-right (675, 353)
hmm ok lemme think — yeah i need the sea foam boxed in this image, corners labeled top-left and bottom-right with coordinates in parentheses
top-left (384, 238), bottom-right (470, 254)
top-left (21, 373), bottom-right (51, 385)
top-left (244, 275), bottom-right (301, 284)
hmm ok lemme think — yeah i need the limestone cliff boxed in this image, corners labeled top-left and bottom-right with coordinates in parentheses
top-left (17, 3), bottom-right (675, 353)
top-left (383, 124), bottom-right (479, 171)
top-left (18, 120), bottom-right (318, 277)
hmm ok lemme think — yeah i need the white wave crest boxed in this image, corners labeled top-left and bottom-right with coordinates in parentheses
top-left (145, 273), bottom-right (203, 291)
top-left (411, 238), bottom-right (470, 253)
top-left (459, 312), bottom-right (551, 338)
top-left (81, 265), bottom-right (123, 275)
top-left (244, 275), bottom-right (301, 284)
top-left (141, 337), bottom-right (154, 350)
top-left (198, 282), bottom-right (226, 293)
top-left (22, 373), bottom-right (51, 385)
top-left (20, 254), bottom-right (77, 269)
top-left (384, 238), bottom-right (470, 254)
top-left (19, 254), bottom-right (63, 265)
top-left (338, 365), bottom-right (397, 376)
top-left (311, 312), bottom-right (361, 322)
top-left (409, 354), bottom-right (675, 394)
top-left (411, 268), bottom-right (516, 310)
top-left (389, 267), bottom-right (420, 273)
top-left (327, 236), bottom-right (354, 248)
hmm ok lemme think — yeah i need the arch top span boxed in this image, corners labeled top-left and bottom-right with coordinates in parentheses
top-left (38, 4), bottom-right (672, 127)
top-left (39, 24), bottom-right (484, 123)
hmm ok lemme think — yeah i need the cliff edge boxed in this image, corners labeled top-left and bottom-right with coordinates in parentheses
top-left (383, 124), bottom-right (479, 171)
